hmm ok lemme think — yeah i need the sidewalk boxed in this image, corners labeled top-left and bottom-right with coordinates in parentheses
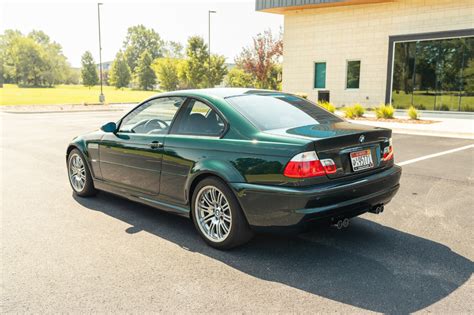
top-left (339, 111), bottom-right (474, 140)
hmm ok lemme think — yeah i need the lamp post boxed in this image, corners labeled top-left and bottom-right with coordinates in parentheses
top-left (208, 10), bottom-right (216, 88)
top-left (98, 3), bottom-right (105, 103)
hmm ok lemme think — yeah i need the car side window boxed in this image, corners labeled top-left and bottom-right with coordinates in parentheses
top-left (118, 97), bottom-right (185, 134)
top-left (172, 99), bottom-right (225, 136)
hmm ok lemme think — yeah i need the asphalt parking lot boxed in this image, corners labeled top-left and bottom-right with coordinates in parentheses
top-left (1, 110), bottom-right (473, 313)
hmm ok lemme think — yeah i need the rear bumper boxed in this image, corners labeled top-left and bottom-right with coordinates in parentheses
top-left (230, 165), bottom-right (401, 231)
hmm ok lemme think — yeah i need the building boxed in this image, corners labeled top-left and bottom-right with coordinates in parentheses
top-left (256, 0), bottom-right (474, 111)
top-left (97, 61), bottom-right (112, 72)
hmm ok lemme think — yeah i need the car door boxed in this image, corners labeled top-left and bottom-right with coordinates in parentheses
top-left (160, 98), bottom-right (227, 203)
top-left (99, 96), bottom-right (185, 195)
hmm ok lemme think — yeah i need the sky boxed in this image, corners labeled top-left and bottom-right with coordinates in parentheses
top-left (1, 0), bottom-right (283, 67)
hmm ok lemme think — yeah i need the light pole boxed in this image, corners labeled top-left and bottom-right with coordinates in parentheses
top-left (208, 10), bottom-right (216, 88)
top-left (97, 3), bottom-right (105, 103)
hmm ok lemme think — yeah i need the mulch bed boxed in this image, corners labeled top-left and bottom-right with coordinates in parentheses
top-left (351, 117), bottom-right (439, 124)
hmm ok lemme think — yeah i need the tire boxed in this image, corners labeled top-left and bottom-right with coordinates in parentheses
top-left (191, 177), bottom-right (253, 249)
top-left (67, 149), bottom-right (97, 197)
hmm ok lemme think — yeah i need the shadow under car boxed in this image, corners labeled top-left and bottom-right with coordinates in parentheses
top-left (74, 192), bottom-right (474, 314)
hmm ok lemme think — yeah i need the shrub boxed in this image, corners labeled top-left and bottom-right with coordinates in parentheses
top-left (317, 101), bottom-right (335, 113)
top-left (352, 103), bottom-right (365, 117)
top-left (439, 104), bottom-right (450, 111)
top-left (342, 103), bottom-right (365, 118)
top-left (408, 106), bottom-right (418, 120)
top-left (375, 104), bottom-right (395, 119)
top-left (343, 106), bottom-right (356, 119)
top-left (414, 104), bottom-right (426, 110)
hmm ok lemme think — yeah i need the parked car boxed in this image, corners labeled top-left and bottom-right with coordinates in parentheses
top-left (66, 88), bottom-right (401, 249)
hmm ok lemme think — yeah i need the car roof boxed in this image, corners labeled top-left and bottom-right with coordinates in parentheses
top-left (150, 88), bottom-right (282, 100)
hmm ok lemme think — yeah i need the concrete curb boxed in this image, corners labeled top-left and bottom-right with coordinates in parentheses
top-left (0, 103), bottom-right (136, 114)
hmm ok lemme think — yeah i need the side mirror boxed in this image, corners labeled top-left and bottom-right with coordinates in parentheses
top-left (100, 122), bottom-right (117, 133)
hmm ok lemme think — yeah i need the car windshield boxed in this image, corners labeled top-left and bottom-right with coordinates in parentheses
top-left (225, 93), bottom-right (341, 131)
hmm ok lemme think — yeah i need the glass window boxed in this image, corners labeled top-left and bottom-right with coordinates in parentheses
top-left (226, 93), bottom-right (342, 131)
top-left (314, 62), bottom-right (326, 89)
top-left (119, 97), bottom-right (185, 134)
top-left (392, 41), bottom-right (416, 109)
top-left (392, 36), bottom-right (474, 111)
top-left (459, 37), bottom-right (473, 112)
top-left (173, 99), bottom-right (225, 136)
top-left (346, 60), bottom-right (361, 89)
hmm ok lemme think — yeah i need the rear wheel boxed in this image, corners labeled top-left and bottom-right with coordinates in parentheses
top-left (192, 177), bottom-right (253, 249)
top-left (67, 149), bottom-right (97, 197)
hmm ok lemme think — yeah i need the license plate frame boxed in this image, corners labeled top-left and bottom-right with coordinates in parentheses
top-left (350, 149), bottom-right (374, 172)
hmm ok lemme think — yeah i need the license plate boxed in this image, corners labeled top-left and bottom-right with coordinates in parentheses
top-left (350, 149), bottom-right (374, 172)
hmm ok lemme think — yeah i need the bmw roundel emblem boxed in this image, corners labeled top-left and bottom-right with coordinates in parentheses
top-left (359, 135), bottom-right (365, 143)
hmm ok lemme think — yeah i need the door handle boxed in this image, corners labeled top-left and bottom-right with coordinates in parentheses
top-left (150, 141), bottom-right (163, 149)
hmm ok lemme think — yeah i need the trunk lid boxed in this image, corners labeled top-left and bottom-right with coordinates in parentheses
top-left (266, 122), bottom-right (393, 179)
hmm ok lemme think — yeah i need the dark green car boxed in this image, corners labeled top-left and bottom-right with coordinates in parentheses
top-left (66, 88), bottom-right (401, 249)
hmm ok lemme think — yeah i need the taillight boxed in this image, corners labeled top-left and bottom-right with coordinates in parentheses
top-left (284, 151), bottom-right (337, 178)
top-left (382, 138), bottom-right (394, 161)
top-left (321, 158), bottom-right (337, 174)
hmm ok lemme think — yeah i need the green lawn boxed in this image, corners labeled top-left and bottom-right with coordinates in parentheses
top-left (0, 84), bottom-right (159, 106)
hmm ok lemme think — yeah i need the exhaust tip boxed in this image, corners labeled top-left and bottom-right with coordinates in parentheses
top-left (369, 204), bottom-right (384, 214)
top-left (342, 218), bottom-right (350, 228)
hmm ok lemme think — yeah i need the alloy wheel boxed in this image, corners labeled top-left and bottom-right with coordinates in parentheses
top-left (195, 186), bottom-right (232, 242)
top-left (69, 153), bottom-right (86, 192)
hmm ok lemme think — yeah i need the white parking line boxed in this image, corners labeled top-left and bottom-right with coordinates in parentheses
top-left (398, 144), bottom-right (474, 166)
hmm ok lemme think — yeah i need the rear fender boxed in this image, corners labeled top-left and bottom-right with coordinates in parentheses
top-left (185, 159), bottom-right (245, 204)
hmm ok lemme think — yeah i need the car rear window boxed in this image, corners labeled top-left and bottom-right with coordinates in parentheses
top-left (225, 93), bottom-right (342, 131)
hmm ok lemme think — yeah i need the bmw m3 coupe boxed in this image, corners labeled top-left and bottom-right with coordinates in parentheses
top-left (67, 88), bottom-right (401, 249)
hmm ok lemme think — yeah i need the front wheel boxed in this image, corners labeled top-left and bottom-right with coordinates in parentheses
top-left (67, 149), bottom-right (97, 197)
top-left (192, 177), bottom-right (253, 249)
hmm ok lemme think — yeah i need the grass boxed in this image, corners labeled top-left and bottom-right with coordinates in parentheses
top-left (0, 84), bottom-right (159, 106)
top-left (392, 91), bottom-right (474, 111)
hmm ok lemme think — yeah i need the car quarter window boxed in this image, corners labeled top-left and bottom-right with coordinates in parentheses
top-left (118, 97), bottom-right (185, 134)
top-left (172, 99), bottom-right (225, 136)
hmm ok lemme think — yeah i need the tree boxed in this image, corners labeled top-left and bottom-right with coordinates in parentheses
top-left (236, 29), bottom-right (283, 90)
top-left (28, 30), bottom-right (51, 45)
top-left (0, 30), bottom-right (23, 84)
top-left (207, 54), bottom-right (228, 87)
top-left (40, 39), bottom-right (69, 87)
top-left (10, 36), bottom-right (44, 86)
top-left (225, 67), bottom-right (255, 88)
top-left (30, 31), bottom-right (69, 87)
top-left (109, 51), bottom-right (131, 89)
top-left (163, 40), bottom-right (184, 59)
top-left (81, 51), bottom-right (98, 88)
top-left (135, 50), bottom-right (156, 90)
top-left (64, 67), bottom-right (81, 85)
top-left (181, 36), bottom-right (209, 88)
top-left (153, 57), bottom-right (183, 91)
top-left (122, 25), bottom-right (163, 72)
top-left (1, 29), bottom-right (70, 87)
